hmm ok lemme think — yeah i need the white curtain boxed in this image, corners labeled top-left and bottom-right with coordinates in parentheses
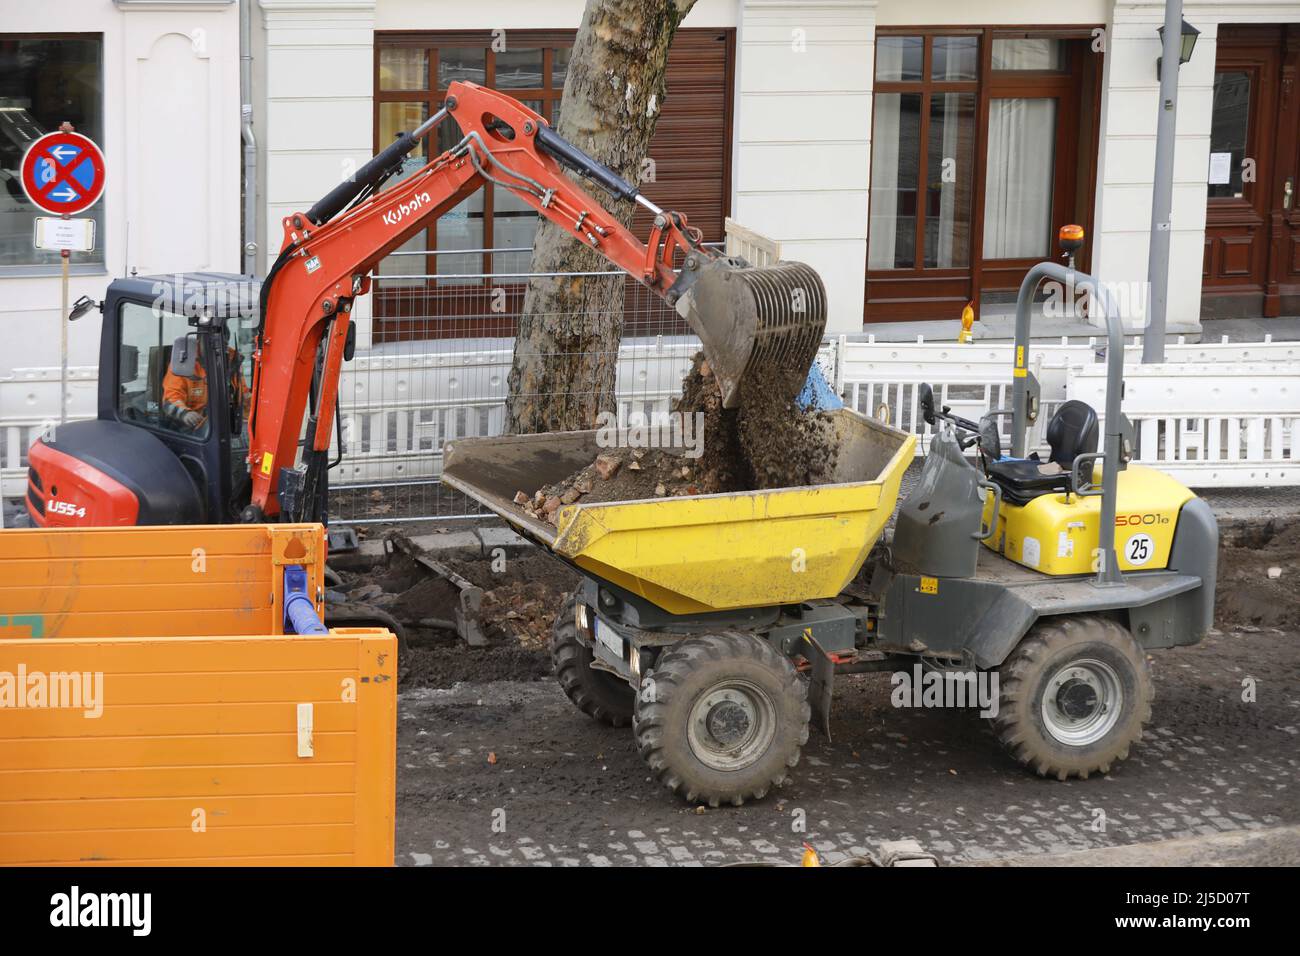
top-left (991, 38), bottom-right (1063, 71)
top-left (868, 93), bottom-right (903, 269)
top-left (983, 98), bottom-right (1056, 259)
top-left (932, 94), bottom-right (964, 268)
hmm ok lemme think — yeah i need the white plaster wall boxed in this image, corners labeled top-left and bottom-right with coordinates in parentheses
top-left (1094, 1), bottom-right (1213, 331)
top-left (876, 0), bottom-right (1112, 26)
top-left (375, 0), bottom-right (737, 30)
top-left (258, 0), bottom-right (378, 344)
top-left (732, 1), bottom-right (875, 334)
top-left (125, 17), bottom-right (240, 274)
top-left (0, 0), bottom-right (240, 422)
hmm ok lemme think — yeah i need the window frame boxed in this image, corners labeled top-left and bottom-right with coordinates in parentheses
top-left (374, 30), bottom-right (574, 284)
top-left (115, 298), bottom-right (212, 445)
top-left (871, 30), bottom-right (981, 275)
top-left (865, 25), bottom-right (1104, 320)
top-left (1207, 64), bottom-right (1260, 207)
top-left (0, 31), bottom-right (106, 277)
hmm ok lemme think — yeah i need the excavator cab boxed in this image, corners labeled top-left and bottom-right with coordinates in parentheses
top-left (25, 274), bottom-right (260, 527)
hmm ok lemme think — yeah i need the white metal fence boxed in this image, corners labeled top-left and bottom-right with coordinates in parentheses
top-left (1068, 360), bottom-right (1298, 487)
top-left (835, 333), bottom-right (1300, 488)
top-left (3, 250), bottom-right (1298, 517)
top-left (332, 321), bottom-right (1300, 516)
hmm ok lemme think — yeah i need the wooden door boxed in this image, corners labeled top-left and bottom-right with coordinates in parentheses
top-left (1265, 27), bottom-right (1300, 316)
top-left (1203, 26), bottom-right (1281, 316)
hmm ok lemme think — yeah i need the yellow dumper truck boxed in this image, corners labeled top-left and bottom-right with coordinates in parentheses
top-left (443, 262), bottom-right (1219, 807)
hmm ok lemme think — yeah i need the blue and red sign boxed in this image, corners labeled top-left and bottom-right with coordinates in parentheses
top-left (20, 131), bottom-right (106, 216)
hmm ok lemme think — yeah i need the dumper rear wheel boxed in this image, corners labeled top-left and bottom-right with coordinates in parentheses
top-left (993, 615), bottom-right (1152, 781)
top-left (551, 593), bottom-right (635, 728)
top-left (634, 631), bottom-right (809, 807)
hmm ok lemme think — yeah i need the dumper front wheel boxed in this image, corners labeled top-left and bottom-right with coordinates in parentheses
top-left (552, 593), bottom-right (635, 727)
top-left (634, 632), bottom-right (809, 807)
top-left (993, 615), bottom-right (1152, 781)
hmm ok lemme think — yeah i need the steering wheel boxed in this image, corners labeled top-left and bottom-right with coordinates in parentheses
top-left (919, 383), bottom-right (981, 434)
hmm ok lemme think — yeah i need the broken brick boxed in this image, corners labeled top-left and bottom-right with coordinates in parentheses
top-left (594, 454), bottom-right (621, 480)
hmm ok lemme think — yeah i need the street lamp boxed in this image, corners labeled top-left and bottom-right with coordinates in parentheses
top-left (1156, 18), bottom-right (1200, 80)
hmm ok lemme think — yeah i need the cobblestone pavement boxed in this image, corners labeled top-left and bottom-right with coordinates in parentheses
top-left (395, 627), bottom-right (1299, 867)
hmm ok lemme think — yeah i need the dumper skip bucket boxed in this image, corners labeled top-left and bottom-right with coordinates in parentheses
top-left (443, 409), bottom-right (916, 614)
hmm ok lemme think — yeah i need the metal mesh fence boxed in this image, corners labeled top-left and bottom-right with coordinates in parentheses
top-left (329, 246), bottom-right (703, 523)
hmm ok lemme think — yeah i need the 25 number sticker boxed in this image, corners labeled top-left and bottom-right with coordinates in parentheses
top-left (1125, 532), bottom-right (1153, 566)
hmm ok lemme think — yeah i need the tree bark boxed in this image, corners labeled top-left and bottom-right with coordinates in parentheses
top-left (504, 0), bottom-right (698, 434)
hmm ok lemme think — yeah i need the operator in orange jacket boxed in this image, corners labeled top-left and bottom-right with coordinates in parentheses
top-left (162, 342), bottom-right (251, 432)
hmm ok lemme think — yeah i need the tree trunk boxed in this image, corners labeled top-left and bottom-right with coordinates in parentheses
top-left (505, 0), bottom-right (698, 434)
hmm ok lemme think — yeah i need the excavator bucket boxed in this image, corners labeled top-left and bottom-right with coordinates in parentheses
top-left (674, 259), bottom-right (828, 409)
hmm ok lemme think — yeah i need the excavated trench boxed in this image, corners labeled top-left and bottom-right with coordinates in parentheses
top-left (1215, 518), bottom-right (1300, 629)
top-left (332, 545), bottom-right (577, 688)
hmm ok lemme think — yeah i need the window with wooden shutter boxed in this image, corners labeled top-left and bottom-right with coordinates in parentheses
top-left (372, 29), bottom-right (734, 342)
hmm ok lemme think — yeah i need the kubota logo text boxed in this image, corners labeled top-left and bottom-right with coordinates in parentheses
top-left (383, 191), bottom-right (432, 227)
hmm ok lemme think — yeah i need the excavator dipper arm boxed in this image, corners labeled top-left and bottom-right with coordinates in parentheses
top-left (244, 82), bottom-right (704, 519)
top-left (244, 80), bottom-right (825, 521)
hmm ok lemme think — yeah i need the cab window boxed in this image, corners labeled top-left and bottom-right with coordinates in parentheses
top-left (117, 300), bottom-right (210, 439)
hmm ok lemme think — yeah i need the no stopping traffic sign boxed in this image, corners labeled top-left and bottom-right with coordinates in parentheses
top-left (20, 131), bottom-right (106, 216)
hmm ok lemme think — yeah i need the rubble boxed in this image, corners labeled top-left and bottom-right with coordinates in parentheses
top-left (514, 352), bottom-right (840, 523)
top-left (336, 546), bottom-right (580, 688)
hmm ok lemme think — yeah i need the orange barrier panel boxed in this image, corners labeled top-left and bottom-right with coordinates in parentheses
top-left (0, 524), bottom-right (326, 640)
top-left (0, 628), bottom-right (396, 865)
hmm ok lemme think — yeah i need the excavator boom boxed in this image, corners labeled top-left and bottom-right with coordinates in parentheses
top-left (244, 81), bottom-right (826, 521)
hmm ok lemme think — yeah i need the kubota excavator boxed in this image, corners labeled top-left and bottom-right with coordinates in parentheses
top-left (24, 81), bottom-right (826, 529)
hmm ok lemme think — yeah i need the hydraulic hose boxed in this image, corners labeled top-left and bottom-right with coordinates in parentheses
top-left (284, 565), bottom-right (328, 635)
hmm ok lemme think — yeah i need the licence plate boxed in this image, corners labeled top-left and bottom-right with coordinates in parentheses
top-left (594, 618), bottom-right (623, 659)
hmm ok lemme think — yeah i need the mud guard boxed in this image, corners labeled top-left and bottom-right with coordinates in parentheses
top-left (800, 630), bottom-right (835, 740)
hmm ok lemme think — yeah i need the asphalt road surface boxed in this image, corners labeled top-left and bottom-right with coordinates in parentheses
top-left (395, 627), bottom-right (1299, 866)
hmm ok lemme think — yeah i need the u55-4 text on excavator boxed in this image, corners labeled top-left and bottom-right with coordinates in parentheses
top-left (24, 81), bottom-right (825, 529)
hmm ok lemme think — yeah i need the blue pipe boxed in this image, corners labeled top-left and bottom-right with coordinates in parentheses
top-left (284, 565), bottom-right (328, 635)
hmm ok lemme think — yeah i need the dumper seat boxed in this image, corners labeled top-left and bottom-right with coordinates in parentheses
top-left (986, 400), bottom-right (1098, 506)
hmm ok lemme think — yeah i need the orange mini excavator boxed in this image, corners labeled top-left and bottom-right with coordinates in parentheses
top-left (25, 81), bottom-right (826, 529)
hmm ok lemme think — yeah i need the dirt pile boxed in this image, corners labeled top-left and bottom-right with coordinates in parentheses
top-left (1215, 518), bottom-right (1300, 630)
top-left (521, 447), bottom-right (705, 514)
top-left (517, 352), bottom-right (839, 519)
top-left (734, 365), bottom-right (839, 491)
top-left (332, 545), bottom-right (579, 688)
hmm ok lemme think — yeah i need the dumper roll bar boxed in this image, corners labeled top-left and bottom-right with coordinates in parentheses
top-left (1010, 262), bottom-right (1129, 587)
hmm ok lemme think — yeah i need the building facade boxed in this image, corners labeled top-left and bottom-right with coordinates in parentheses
top-left (0, 0), bottom-right (241, 435)
top-left (250, 0), bottom-right (1300, 338)
top-left (4, 0), bottom-right (1300, 381)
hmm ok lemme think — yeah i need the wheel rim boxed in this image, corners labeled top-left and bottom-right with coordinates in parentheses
top-left (1040, 657), bottom-right (1124, 747)
top-left (686, 679), bottom-right (777, 772)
